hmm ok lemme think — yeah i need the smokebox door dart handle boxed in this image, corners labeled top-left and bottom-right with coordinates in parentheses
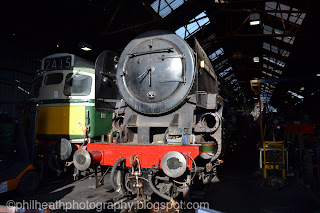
top-left (137, 69), bottom-right (149, 79)
top-left (138, 67), bottom-right (155, 87)
top-left (128, 48), bottom-right (174, 58)
top-left (149, 69), bottom-right (151, 87)
top-left (158, 53), bottom-right (186, 60)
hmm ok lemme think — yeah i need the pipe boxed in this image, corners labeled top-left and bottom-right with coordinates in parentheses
top-left (148, 174), bottom-right (172, 201)
top-left (110, 157), bottom-right (125, 192)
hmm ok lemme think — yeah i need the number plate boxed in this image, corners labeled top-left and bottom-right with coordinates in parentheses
top-left (44, 56), bottom-right (72, 71)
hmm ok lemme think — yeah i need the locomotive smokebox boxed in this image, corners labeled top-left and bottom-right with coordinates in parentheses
top-left (116, 31), bottom-right (196, 115)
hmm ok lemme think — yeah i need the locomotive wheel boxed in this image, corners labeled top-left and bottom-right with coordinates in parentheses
top-left (18, 170), bottom-right (40, 196)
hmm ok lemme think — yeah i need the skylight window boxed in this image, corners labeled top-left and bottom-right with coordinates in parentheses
top-left (175, 11), bottom-right (210, 39)
top-left (209, 48), bottom-right (224, 61)
top-left (214, 59), bottom-right (228, 71)
top-left (233, 85), bottom-right (241, 92)
top-left (267, 105), bottom-right (277, 113)
top-left (262, 84), bottom-right (274, 94)
top-left (151, 0), bottom-right (186, 18)
top-left (265, 2), bottom-right (306, 25)
top-left (262, 71), bottom-right (279, 78)
top-left (263, 56), bottom-right (285, 67)
top-left (224, 73), bottom-right (235, 81)
top-left (262, 71), bottom-right (272, 77)
top-left (218, 66), bottom-right (232, 78)
top-left (263, 63), bottom-right (283, 75)
top-left (288, 90), bottom-right (304, 99)
top-left (263, 42), bottom-right (290, 57)
top-left (230, 78), bottom-right (237, 84)
top-left (219, 70), bottom-right (229, 78)
top-left (263, 24), bottom-right (295, 44)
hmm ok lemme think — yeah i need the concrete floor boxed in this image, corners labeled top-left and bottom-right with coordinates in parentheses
top-left (0, 173), bottom-right (119, 212)
top-left (1, 142), bottom-right (320, 213)
top-left (202, 142), bottom-right (320, 213)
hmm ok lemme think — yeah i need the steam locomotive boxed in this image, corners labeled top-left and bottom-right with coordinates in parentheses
top-left (73, 31), bottom-right (224, 202)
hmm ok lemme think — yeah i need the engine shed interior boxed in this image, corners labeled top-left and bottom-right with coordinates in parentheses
top-left (1, 0), bottom-right (320, 212)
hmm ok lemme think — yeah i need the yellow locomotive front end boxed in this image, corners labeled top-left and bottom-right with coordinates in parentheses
top-left (35, 71), bottom-right (93, 141)
top-left (31, 53), bottom-right (112, 176)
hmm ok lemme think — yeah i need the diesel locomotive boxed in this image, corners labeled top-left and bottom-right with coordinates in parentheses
top-left (32, 53), bottom-right (113, 176)
top-left (73, 31), bottom-right (224, 202)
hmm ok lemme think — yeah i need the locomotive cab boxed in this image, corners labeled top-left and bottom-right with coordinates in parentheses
top-left (33, 54), bottom-right (96, 141)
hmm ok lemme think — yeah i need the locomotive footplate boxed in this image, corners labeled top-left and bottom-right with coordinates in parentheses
top-left (85, 143), bottom-right (200, 169)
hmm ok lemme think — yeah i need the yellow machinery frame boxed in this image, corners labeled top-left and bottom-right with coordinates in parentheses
top-left (250, 80), bottom-right (287, 180)
top-left (263, 141), bottom-right (286, 179)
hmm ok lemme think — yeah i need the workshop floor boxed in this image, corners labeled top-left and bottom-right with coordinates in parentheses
top-left (1, 142), bottom-right (320, 213)
top-left (202, 141), bottom-right (320, 213)
top-left (0, 172), bottom-right (117, 212)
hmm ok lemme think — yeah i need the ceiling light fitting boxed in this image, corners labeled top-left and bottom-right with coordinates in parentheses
top-left (250, 13), bottom-right (260, 25)
top-left (78, 42), bottom-right (92, 51)
top-left (253, 57), bottom-right (259, 62)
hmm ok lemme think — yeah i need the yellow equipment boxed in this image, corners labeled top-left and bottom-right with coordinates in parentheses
top-left (263, 141), bottom-right (286, 180)
top-left (250, 79), bottom-right (287, 185)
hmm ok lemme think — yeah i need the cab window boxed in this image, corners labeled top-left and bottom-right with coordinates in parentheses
top-left (64, 73), bottom-right (92, 96)
top-left (44, 73), bottom-right (63, 85)
top-left (30, 76), bottom-right (43, 98)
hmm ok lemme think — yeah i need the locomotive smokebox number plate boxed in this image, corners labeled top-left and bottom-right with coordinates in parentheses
top-left (147, 91), bottom-right (156, 99)
top-left (124, 39), bottom-right (183, 103)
